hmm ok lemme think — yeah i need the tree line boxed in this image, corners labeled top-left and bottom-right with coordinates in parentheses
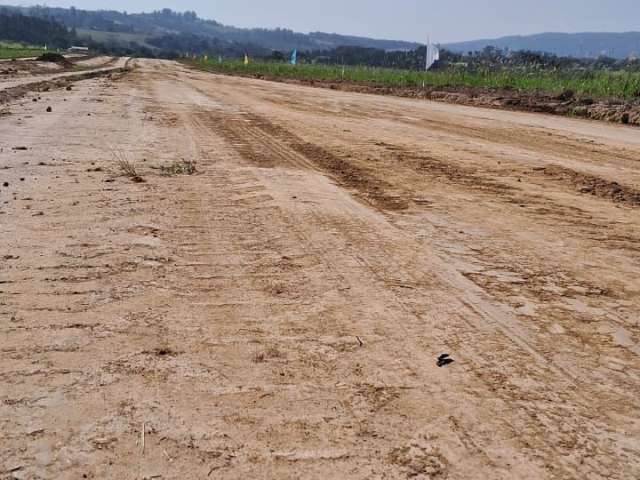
top-left (0, 9), bottom-right (77, 47)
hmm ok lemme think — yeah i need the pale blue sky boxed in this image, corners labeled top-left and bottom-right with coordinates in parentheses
top-left (27, 0), bottom-right (640, 43)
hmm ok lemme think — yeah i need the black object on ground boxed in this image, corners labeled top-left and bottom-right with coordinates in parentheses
top-left (437, 354), bottom-right (454, 367)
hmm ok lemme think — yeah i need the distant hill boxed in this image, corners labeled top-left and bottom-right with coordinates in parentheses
top-left (0, 5), bottom-right (421, 52)
top-left (445, 32), bottom-right (640, 60)
top-left (5, 4), bottom-right (639, 61)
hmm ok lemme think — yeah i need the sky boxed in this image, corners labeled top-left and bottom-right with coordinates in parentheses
top-left (24, 0), bottom-right (640, 43)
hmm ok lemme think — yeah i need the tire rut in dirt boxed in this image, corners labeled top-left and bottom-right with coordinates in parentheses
top-left (192, 109), bottom-right (409, 211)
top-left (534, 164), bottom-right (640, 206)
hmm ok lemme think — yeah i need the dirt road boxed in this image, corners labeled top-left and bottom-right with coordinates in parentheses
top-left (1, 59), bottom-right (639, 479)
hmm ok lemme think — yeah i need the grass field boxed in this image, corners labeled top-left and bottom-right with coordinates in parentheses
top-left (0, 43), bottom-right (45, 60)
top-left (195, 59), bottom-right (640, 101)
top-left (76, 29), bottom-right (154, 49)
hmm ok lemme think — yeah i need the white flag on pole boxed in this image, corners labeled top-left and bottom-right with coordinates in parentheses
top-left (426, 38), bottom-right (439, 71)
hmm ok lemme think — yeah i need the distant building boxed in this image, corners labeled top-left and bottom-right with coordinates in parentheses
top-left (67, 46), bottom-right (89, 53)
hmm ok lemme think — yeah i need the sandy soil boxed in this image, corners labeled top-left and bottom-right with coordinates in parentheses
top-left (1, 59), bottom-right (639, 479)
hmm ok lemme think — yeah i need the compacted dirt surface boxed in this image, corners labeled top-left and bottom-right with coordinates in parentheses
top-left (1, 59), bottom-right (639, 479)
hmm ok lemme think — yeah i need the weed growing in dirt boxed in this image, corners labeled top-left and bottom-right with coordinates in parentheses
top-left (160, 159), bottom-right (197, 176)
top-left (251, 345), bottom-right (284, 363)
top-left (252, 351), bottom-right (266, 363)
top-left (112, 149), bottom-right (145, 183)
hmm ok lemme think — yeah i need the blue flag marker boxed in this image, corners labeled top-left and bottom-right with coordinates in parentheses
top-left (291, 49), bottom-right (298, 66)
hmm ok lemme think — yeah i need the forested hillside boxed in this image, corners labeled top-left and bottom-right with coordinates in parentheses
top-left (1, 5), bottom-right (421, 52)
top-left (446, 32), bottom-right (640, 60)
top-left (0, 8), bottom-right (76, 47)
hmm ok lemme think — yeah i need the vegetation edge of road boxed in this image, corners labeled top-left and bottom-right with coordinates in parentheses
top-left (185, 60), bottom-right (640, 127)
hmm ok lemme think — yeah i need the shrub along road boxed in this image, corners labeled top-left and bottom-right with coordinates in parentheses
top-left (0, 59), bottom-right (639, 479)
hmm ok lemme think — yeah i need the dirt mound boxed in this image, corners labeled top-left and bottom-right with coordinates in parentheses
top-left (37, 52), bottom-right (73, 68)
top-left (540, 165), bottom-right (640, 205)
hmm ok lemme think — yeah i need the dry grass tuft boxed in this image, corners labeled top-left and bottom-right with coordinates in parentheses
top-left (160, 159), bottom-right (197, 176)
top-left (112, 149), bottom-right (145, 183)
top-left (265, 346), bottom-right (284, 359)
top-left (252, 351), bottom-right (266, 363)
top-left (251, 345), bottom-right (285, 364)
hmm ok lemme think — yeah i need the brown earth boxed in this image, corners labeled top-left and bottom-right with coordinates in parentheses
top-left (1, 59), bottom-right (639, 479)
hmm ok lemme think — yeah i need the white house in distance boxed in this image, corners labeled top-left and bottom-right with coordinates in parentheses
top-left (67, 46), bottom-right (89, 53)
